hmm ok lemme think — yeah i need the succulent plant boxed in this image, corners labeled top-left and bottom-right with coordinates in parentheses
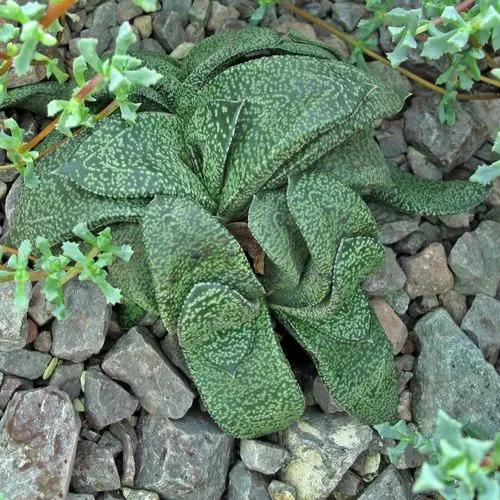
top-left (2, 28), bottom-right (489, 438)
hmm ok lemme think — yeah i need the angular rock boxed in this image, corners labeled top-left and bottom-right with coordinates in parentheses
top-left (33, 329), bottom-right (52, 353)
top-left (110, 421), bottom-right (138, 488)
top-left (0, 387), bottom-right (80, 499)
top-left (461, 294), bottom-right (500, 364)
top-left (152, 11), bottom-right (185, 51)
top-left (363, 247), bottom-right (406, 297)
top-left (273, 16), bottom-right (316, 39)
top-left (99, 430), bottom-right (123, 457)
top-left (170, 41), bottom-right (195, 59)
top-left (449, 220), bottom-right (500, 296)
top-left (331, 1), bottom-right (366, 31)
top-left (384, 288), bottom-right (410, 315)
top-left (0, 282), bottom-right (30, 352)
top-left (280, 410), bottom-right (372, 499)
top-left (369, 204), bottom-right (419, 245)
top-left (0, 348), bottom-right (51, 379)
top-left (67, 494), bottom-right (95, 500)
top-left (240, 439), bottom-right (289, 475)
top-left (1, 176), bottom-right (22, 241)
top-left (466, 99), bottom-right (500, 141)
top-left (71, 441), bottom-right (121, 493)
top-left (407, 146), bottom-right (443, 180)
top-left (438, 289), bottom-right (467, 324)
top-left (163, 0), bottom-right (191, 23)
top-left (396, 390), bottom-right (412, 421)
top-left (404, 96), bottom-right (488, 171)
top-left (122, 488), bottom-right (161, 500)
top-left (49, 362), bottom-right (84, 400)
top-left (351, 451), bottom-right (381, 477)
top-left (357, 465), bottom-right (412, 499)
top-left (228, 461), bottom-right (270, 500)
top-left (334, 470), bottom-right (363, 497)
top-left (160, 332), bottom-right (190, 377)
top-left (367, 61), bottom-right (412, 94)
top-left (136, 409), bottom-right (233, 499)
top-left (400, 243), bottom-right (453, 299)
top-left (83, 368), bottom-right (138, 429)
top-left (312, 376), bottom-right (343, 414)
top-left (412, 308), bottom-right (500, 438)
top-left (134, 15), bottom-right (153, 38)
top-left (51, 280), bottom-right (111, 363)
top-left (188, 0), bottom-right (211, 26)
top-left (268, 480), bottom-right (296, 500)
top-left (140, 38), bottom-right (166, 53)
top-left (208, 1), bottom-right (239, 32)
top-left (117, 0), bottom-right (142, 22)
top-left (102, 327), bottom-right (194, 420)
top-left (374, 120), bottom-right (407, 159)
top-left (438, 213), bottom-right (472, 228)
top-left (370, 298), bottom-right (408, 354)
top-left (0, 375), bottom-right (32, 410)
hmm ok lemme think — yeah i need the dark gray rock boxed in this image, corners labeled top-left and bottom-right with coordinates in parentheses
top-left (208, 1), bottom-right (239, 32)
top-left (367, 61), bottom-right (412, 94)
top-left (140, 38), bottom-right (166, 54)
top-left (268, 480), bottom-right (296, 500)
top-left (189, 0), bottom-right (211, 26)
top-left (384, 289), bottom-right (410, 315)
top-left (404, 96), bottom-right (488, 171)
top-left (331, 1), bottom-right (366, 31)
top-left (0, 387), bottom-right (80, 499)
top-left (163, 0), bottom-right (192, 24)
top-left (83, 368), bottom-right (138, 429)
top-left (0, 375), bottom-right (32, 410)
top-left (412, 308), bottom-right (500, 439)
top-left (160, 332), bottom-right (190, 377)
top-left (71, 441), bottom-right (121, 493)
top-left (135, 409), bottom-right (233, 499)
top-left (449, 220), bottom-right (500, 296)
top-left (461, 294), bottom-right (500, 364)
top-left (0, 348), bottom-right (51, 379)
top-left (280, 410), bottom-right (372, 499)
top-left (0, 180), bottom-right (6, 201)
top-left (33, 329), bottom-right (52, 353)
top-left (49, 362), bottom-right (84, 400)
top-left (117, 0), bottom-right (142, 22)
top-left (110, 421), bottom-right (137, 488)
top-left (102, 327), bottom-right (194, 420)
top-left (0, 282), bottom-right (30, 351)
top-left (369, 204), bottom-right (419, 245)
top-left (1, 176), bottom-right (22, 242)
top-left (240, 439), bottom-right (289, 475)
top-left (407, 146), bottom-right (443, 180)
top-left (153, 11), bottom-right (185, 51)
top-left (312, 376), bottom-right (343, 414)
top-left (99, 430), bottom-right (123, 457)
top-left (363, 247), bottom-right (406, 297)
top-left (228, 461), bottom-right (270, 500)
top-left (374, 120), bottom-right (407, 159)
top-left (357, 465), bottom-right (412, 499)
top-left (51, 280), bottom-right (111, 363)
top-left (334, 470), bottom-right (363, 497)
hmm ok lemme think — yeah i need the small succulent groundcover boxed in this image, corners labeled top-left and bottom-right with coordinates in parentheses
top-left (3, 28), bottom-right (489, 438)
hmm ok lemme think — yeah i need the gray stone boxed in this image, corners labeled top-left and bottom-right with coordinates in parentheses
top-left (67, 495), bottom-right (95, 500)
top-left (160, 332), bottom-right (190, 377)
top-left (374, 120), bottom-right (407, 159)
top-left (1, 176), bottom-right (22, 241)
top-left (357, 465), bottom-right (412, 499)
top-left (449, 220), bottom-right (500, 296)
top-left (0, 282), bottom-right (30, 351)
top-left (461, 294), bottom-right (500, 364)
top-left (0, 375), bottom-right (32, 410)
top-left (370, 298), bottom-right (408, 354)
top-left (153, 11), bottom-right (185, 51)
top-left (0, 348), bottom-right (51, 379)
top-left (0, 181), bottom-right (6, 201)
top-left (93, 0), bottom-right (118, 26)
top-left (367, 61), bottom-right (412, 94)
top-left (99, 430), bottom-right (123, 457)
top-left (363, 247), bottom-right (406, 296)
top-left (102, 327), bottom-right (194, 420)
top-left (188, 0), bottom-right (211, 25)
top-left (396, 389), bottom-right (412, 421)
top-left (51, 280), bottom-right (111, 362)
top-left (331, 1), bottom-right (366, 31)
top-left (412, 308), bottom-right (500, 439)
top-left (351, 450), bottom-right (381, 478)
top-left (170, 41), bottom-right (195, 59)
top-left (385, 288), bottom-right (410, 315)
top-left (136, 409), bottom-right (233, 499)
top-left (273, 16), bottom-right (316, 39)
top-left (208, 1), bottom-right (239, 32)
top-left (404, 96), bottom-right (488, 171)
top-left (466, 99), bottom-right (500, 141)
top-left (228, 461), bottom-right (270, 500)
top-left (407, 146), bottom-right (443, 180)
top-left (0, 387), bottom-right (80, 499)
top-left (140, 38), bottom-right (166, 54)
top-left (334, 470), bottom-right (362, 497)
top-left (312, 376), bottom-right (343, 414)
top-left (110, 421), bottom-right (137, 488)
top-left (268, 480), bottom-right (296, 500)
top-left (439, 212), bottom-right (472, 228)
top-left (122, 488), bottom-right (160, 500)
top-left (71, 440), bottom-right (121, 493)
top-left (49, 362), bottom-right (84, 400)
top-left (240, 439), bottom-right (289, 475)
top-left (163, 0), bottom-right (192, 24)
top-left (79, 26), bottom-right (112, 54)
top-left (83, 368), bottom-right (138, 429)
top-left (369, 204), bottom-right (419, 245)
top-left (33, 329), bottom-right (52, 353)
top-left (400, 243), bottom-right (454, 299)
top-left (280, 410), bottom-right (372, 499)
top-left (117, 0), bottom-right (142, 22)
top-left (29, 280), bottom-right (55, 326)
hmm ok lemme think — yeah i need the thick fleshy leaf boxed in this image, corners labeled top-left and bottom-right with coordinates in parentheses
top-left (186, 99), bottom-right (245, 203)
top-left (55, 112), bottom-right (214, 209)
top-left (277, 301), bottom-right (398, 424)
top-left (198, 55), bottom-right (406, 219)
top-left (369, 162), bottom-right (492, 216)
top-left (107, 222), bottom-right (157, 313)
top-left (142, 196), bottom-right (263, 331)
top-left (8, 129), bottom-right (148, 246)
top-left (179, 282), bottom-right (304, 438)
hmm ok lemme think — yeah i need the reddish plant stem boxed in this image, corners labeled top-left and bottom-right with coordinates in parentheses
top-left (39, 0), bottom-right (77, 29)
top-left (0, 245), bottom-right (39, 263)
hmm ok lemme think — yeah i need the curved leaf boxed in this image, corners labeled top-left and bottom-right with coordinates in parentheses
top-left (179, 282), bottom-right (304, 438)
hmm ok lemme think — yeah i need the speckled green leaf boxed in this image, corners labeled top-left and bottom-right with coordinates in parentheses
top-left (8, 128), bottom-right (148, 246)
top-left (179, 282), bottom-right (304, 438)
top-left (0, 80), bottom-right (73, 116)
top-left (55, 112), bottom-right (214, 209)
top-left (142, 196), bottom-right (263, 332)
top-left (369, 162), bottom-right (491, 216)
top-left (198, 55), bottom-right (406, 219)
top-left (281, 29), bottom-right (345, 60)
top-left (248, 188), bottom-right (308, 296)
top-left (186, 99), bottom-right (245, 203)
top-left (278, 301), bottom-right (398, 424)
top-left (107, 222), bottom-right (157, 313)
